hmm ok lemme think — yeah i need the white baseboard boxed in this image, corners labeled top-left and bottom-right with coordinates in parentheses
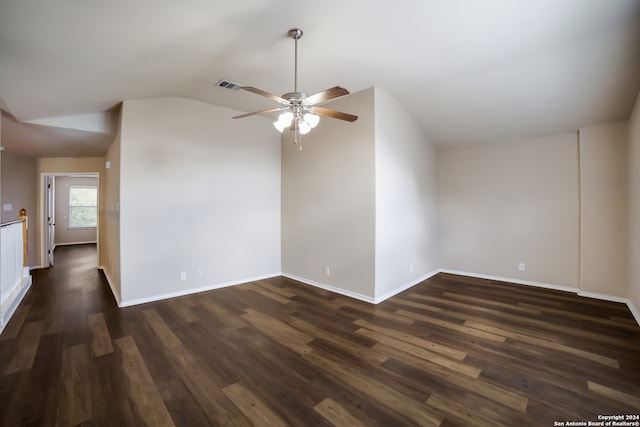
top-left (0, 275), bottom-right (32, 334)
top-left (374, 269), bottom-right (441, 303)
top-left (117, 272), bottom-right (282, 308)
top-left (281, 270), bottom-right (441, 304)
top-left (281, 273), bottom-right (376, 304)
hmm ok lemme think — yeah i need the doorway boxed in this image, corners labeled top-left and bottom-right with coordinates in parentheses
top-left (41, 173), bottom-right (100, 268)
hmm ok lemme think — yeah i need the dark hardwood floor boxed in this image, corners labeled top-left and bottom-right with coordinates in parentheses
top-left (1, 244), bottom-right (639, 426)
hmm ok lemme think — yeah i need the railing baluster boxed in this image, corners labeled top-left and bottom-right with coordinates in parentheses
top-left (19, 209), bottom-right (27, 267)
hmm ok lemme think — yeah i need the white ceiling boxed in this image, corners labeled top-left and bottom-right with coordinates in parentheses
top-left (1, 0), bottom-right (639, 157)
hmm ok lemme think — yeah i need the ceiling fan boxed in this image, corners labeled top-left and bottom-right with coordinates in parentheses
top-left (216, 27), bottom-right (357, 147)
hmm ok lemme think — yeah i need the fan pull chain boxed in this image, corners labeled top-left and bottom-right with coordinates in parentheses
top-left (293, 125), bottom-right (302, 151)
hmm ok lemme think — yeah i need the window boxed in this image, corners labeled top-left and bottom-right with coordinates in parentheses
top-left (69, 186), bottom-right (97, 228)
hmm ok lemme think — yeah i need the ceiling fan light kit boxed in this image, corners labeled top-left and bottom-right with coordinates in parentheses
top-left (217, 27), bottom-right (357, 150)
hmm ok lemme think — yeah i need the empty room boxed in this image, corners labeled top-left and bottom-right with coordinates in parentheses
top-left (1, 1), bottom-right (639, 426)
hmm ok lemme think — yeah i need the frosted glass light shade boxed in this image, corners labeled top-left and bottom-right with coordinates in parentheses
top-left (273, 111), bottom-right (294, 133)
top-left (298, 120), bottom-right (311, 134)
top-left (273, 120), bottom-right (287, 132)
top-left (304, 113), bottom-right (319, 128)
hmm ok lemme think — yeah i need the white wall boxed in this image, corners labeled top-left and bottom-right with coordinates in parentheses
top-left (119, 97), bottom-right (281, 304)
top-left (437, 133), bottom-right (581, 288)
top-left (54, 176), bottom-right (99, 246)
top-left (578, 122), bottom-right (628, 298)
top-left (281, 89), bottom-right (376, 299)
top-left (374, 88), bottom-right (438, 299)
top-left (628, 91), bottom-right (640, 316)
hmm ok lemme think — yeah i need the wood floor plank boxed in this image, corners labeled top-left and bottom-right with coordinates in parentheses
top-left (223, 382), bottom-right (289, 427)
top-left (518, 302), bottom-right (640, 331)
top-left (587, 381), bottom-right (640, 409)
top-left (114, 335), bottom-right (176, 427)
top-left (165, 345), bottom-right (252, 426)
top-left (254, 280), bottom-right (297, 298)
top-left (245, 286), bottom-right (292, 304)
top-left (410, 293), bottom-right (511, 317)
top-left (304, 349), bottom-right (444, 427)
top-left (292, 289), bottom-right (344, 311)
top-left (375, 342), bottom-right (529, 413)
top-left (442, 291), bottom-right (542, 315)
top-left (338, 303), bottom-right (417, 325)
top-left (199, 298), bottom-right (248, 330)
top-left (167, 298), bottom-right (198, 324)
top-left (56, 343), bottom-right (92, 427)
top-left (241, 307), bottom-right (313, 355)
top-left (0, 304), bottom-right (30, 341)
top-left (141, 308), bottom-right (182, 349)
top-left (412, 300), bottom-right (638, 350)
top-left (355, 326), bottom-right (481, 378)
top-left (88, 312), bottom-right (113, 357)
top-left (43, 301), bottom-right (65, 335)
top-left (3, 320), bottom-right (44, 375)
top-left (89, 352), bottom-right (138, 426)
top-left (353, 318), bottom-right (469, 360)
top-left (396, 308), bottom-right (507, 343)
top-left (314, 397), bottom-right (369, 427)
top-left (426, 393), bottom-right (501, 427)
top-left (464, 320), bottom-right (620, 368)
top-left (289, 316), bottom-right (388, 366)
top-left (391, 297), bottom-right (442, 313)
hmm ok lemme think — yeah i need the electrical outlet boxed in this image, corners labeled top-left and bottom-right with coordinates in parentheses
top-left (518, 263), bottom-right (525, 272)
top-left (324, 267), bottom-right (330, 277)
top-left (409, 264), bottom-right (414, 273)
top-left (180, 271), bottom-right (187, 281)
top-left (197, 268), bottom-right (203, 278)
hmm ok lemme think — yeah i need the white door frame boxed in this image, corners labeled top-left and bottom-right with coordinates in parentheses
top-left (40, 172), bottom-right (101, 268)
top-left (46, 175), bottom-right (55, 266)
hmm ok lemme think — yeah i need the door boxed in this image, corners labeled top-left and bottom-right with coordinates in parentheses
top-left (46, 175), bottom-right (55, 266)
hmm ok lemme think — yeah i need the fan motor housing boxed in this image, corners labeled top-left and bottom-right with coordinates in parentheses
top-left (282, 92), bottom-right (306, 103)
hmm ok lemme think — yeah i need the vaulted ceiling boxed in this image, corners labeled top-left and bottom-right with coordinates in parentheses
top-left (1, 0), bottom-right (639, 157)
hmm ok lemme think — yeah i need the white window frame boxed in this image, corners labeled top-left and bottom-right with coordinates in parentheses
top-left (68, 185), bottom-right (97, 229)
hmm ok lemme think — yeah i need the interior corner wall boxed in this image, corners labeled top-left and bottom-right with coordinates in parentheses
top-left (578, 121), bottom-right (628, 298)
top-left (0, 152), bottom-right (37, 267)
top-left (99, 129), bottom-right (121, 304)
top-left (281, 88), bottom-right (376, 300)
top-left (374, 87), bottom-right (438, 299)
top-left (437, 133), bottom-right (581, 288)
top-left (628, 91), bottom-right (640, 313)
top-left (118, 97), bottom-right (281, 304)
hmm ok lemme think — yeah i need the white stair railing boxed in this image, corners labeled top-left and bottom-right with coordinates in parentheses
top-left (0, 209), bottom-right (32, 333)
